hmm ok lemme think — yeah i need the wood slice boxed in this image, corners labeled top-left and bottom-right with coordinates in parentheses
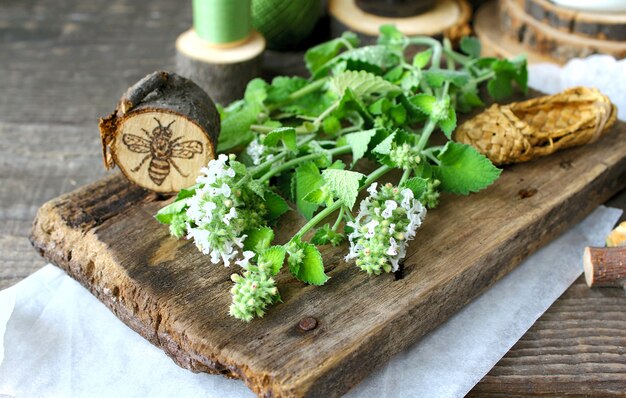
top-left (475, 1), bottom-right (557, 64)
top-left (99, 71), bottom-right (219, 194)
top-left (30, 102), bottom-right (626, 397)
top-left (499, 0), bottom-right (626, 62)
top-left (520, 0), bottom-right (626, 42)
top-left (176, 29), bottom-right (265, 105)
top-left (329, 0), bottom-right (471, 43)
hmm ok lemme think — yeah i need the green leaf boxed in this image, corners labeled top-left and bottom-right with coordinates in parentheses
top-left (176, 183), bottom-right (201, 200)
top-left (295, 162), bottom-right (324, 219)
top-left (303, 189), bottom-right (326, 205)
top-left (412, 48), bottom-right (433, 68)
top-left (460, 37), bottom-right (481, 58)
top-left (409, 94), bottom-right (436, 115)
top-left (304, 32), bottom-right (359, 75)
top-left (390, 103), bottom-right (407, 124)
top-left (368, 98), bottom-right (391, 115)
top-left (265, 191), bottom-right (290, 220)
top-left (311, 224), bottom-right (345, 246)
top-left (244, 227), bottom-right (274, 254)
top-left (402, 177), bottom-right (428, 198)
top-left (487, 75), bottom-right (513, 100)
top-left (329, 70), bottom-right (401, 98)
top-left (247, 179), bottom-right (265, 198)
top-left (265, 76), bottom-right (308, 105)
top-left (258, 246), bottom-right (285, 276)
top-left (289, 242), bottom-right (329, 285)
top-left (155, 199), bottom-right (188, 224)
top-left (338, 45), bottom-right (399, 72)
top-left (321, 169), bottom-right (365, 209)
top-left (438, 107), bottom-right (457, 139)
top-left (217, 78), bottom-right (268, 152)
top-left (377, 24), bottom-right (407, 51)
top-left (344, 129), bottom-right (377, 165)
top-left (434, 142), bottom-right (501, 195)
top-left (263, 127), bottom-right (297, 152)
top-left (423, 70), bottom-right (471, 88)
top-left (372, 131), bottom-right (396, 155)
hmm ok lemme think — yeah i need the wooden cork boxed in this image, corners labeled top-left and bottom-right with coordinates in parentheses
top-left (176, 29), bottom-right (265, 105)
top-left (99, 71), bottom-right (220, 194)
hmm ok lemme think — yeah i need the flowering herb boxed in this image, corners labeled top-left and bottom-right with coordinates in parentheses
top-left (156, 27), bottom-right (528, 321)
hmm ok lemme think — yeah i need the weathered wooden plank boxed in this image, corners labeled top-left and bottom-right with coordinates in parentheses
top-left (30, 120), bottom-right (626, 397)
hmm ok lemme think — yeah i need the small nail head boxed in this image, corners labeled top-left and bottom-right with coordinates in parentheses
top-left (298, 317), bottom-right (318, 332)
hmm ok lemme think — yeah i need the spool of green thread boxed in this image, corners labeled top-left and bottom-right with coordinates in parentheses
top-left (193, 0), bottom-right (252, 46)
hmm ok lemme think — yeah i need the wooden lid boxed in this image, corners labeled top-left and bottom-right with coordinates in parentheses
top-left (176, 28), bottom-right (265, 65)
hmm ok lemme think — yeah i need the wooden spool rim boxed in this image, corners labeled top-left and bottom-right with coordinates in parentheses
top-left (501, 0), bottom-right (626, 52)
top-left (111, 108), bottom-right (214, 194)
top-left (328, 0), bottom-right (471, 37)
top-left (475, 2), bottom-right (557, 64)
top-left (523, 0), bottom-right (626, 24)
top-left (583, 246), bottom-right (594, 287)
top-left (176, 29), bottom-right (266, 65)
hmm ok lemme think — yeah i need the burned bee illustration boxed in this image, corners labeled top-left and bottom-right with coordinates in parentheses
top-left (122, 117), bottom-right (203, 186)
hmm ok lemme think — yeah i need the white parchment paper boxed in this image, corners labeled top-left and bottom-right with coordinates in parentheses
top-left (1, 56), bottom-right (624, 397)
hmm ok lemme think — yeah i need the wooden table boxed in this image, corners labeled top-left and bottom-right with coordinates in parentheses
top-left (1, 1), bottom-right (624, 395)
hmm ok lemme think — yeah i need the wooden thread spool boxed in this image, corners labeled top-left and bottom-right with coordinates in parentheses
top-left (328, 0), bottom-right (472, 43)
top-left (176, 0), bottom-right (265, 105)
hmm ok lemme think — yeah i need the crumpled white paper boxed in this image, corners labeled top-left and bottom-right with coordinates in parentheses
top-left (1, 56), bottom-right (625, 397)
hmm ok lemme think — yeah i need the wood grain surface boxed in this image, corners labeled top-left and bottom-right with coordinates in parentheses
top-left (2, 0), bottom-right (626, 395)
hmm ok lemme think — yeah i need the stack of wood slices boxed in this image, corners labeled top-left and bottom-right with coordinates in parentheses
top-left (476, 0), bottom-right (626, 63)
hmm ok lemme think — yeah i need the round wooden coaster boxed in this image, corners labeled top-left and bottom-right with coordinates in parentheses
top-left (499, 0), bottom-right (626, 62)
top-left (328, 0), bottom-right (471, 41)
top-left (176, 29), bottom-right (266, 105)
top-left (522, 0), bottom-right (626, 41)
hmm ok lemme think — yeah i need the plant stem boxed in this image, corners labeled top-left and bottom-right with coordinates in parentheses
top-left (250, 124), bottom-right (313, 134)
top-left (257, 145), bottom-right (351, 183)
top-left (289, 77), bottom-right (328, 101)
top-left (332, 207), bottom-right (344, 231)
top-left (313, 100), bottom-right (340, 126)
top-left (416, 119), bottom-right (436, 152)
top-left (399, 168), bottom-right (411, 185)
top-left (291, 165), bottom-right (392, 240)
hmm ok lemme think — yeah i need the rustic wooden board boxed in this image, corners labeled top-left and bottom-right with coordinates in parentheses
top-left (30, 117), bottom-right (626, 397)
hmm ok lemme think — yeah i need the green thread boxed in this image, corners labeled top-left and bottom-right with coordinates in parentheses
top-left (193, 0), bottom-right (252, 45)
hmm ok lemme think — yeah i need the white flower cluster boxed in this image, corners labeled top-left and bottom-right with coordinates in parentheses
top-left (345, 183), bottom-right (426, 275)
top-left (185, 154), bottom-right (265, 266)
top-left (246, 137), bottom-right (277, 166)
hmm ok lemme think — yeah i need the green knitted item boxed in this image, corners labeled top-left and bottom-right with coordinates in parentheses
top-left (252, 0), bottom-right (322, 50)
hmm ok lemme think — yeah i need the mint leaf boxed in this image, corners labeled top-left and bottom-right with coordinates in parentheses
top-left (217, 78), bottom-right (268, 152)
top-left (372, 131), bottom-right (396, 155)
top-left (434, 142), bottom-right (501, 195)
top-left (402, 177), bottom-right (428, 198)
top-left (330, 70), bottom-right (401, 98)
top-left (311, 224), bottom-right (345, 246)
top-left (304, 32), bottom-right (359, 75)
top-left (409, 94), bottom-right (436, 115)
top-left (487, 75), bottom-right (513, 100)
top-left (263, 127), bottom-right (297, 152)
top-left (438, 107), bottom-right (457, 139)
top-left (258, 246), bottom-right (286, 276)
top-left (289, 242), bottom-right (329, 285)
top-left (265, 191), bottom-right (290, 221)
top-left (460, 37), bottom-right (481, 58)
top-left (244, 227), bottom-right (274, 254)
top-left (412, 48), bottom-right (433, 69)
top-left (266, 76), bottom-right (307, 105)
top-left (321, 169), bottom-right (365, 209)
top-left (344, 129), bottom-right (377, 165)
top-left (378, 24), bottom-right (407, 51)
top-left (294, 162), bottom-right (324, 219)
top-left (338, 45), bottom-right (399, 72)
top-left (155, 199), bottom-right (188, 224)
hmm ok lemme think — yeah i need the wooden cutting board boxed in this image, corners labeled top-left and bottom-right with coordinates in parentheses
top-left (30, 119), bottom-right (626, 397)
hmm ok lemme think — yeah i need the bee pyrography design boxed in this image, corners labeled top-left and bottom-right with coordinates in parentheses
top-left (122, 117), bottom-right (203, 186)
